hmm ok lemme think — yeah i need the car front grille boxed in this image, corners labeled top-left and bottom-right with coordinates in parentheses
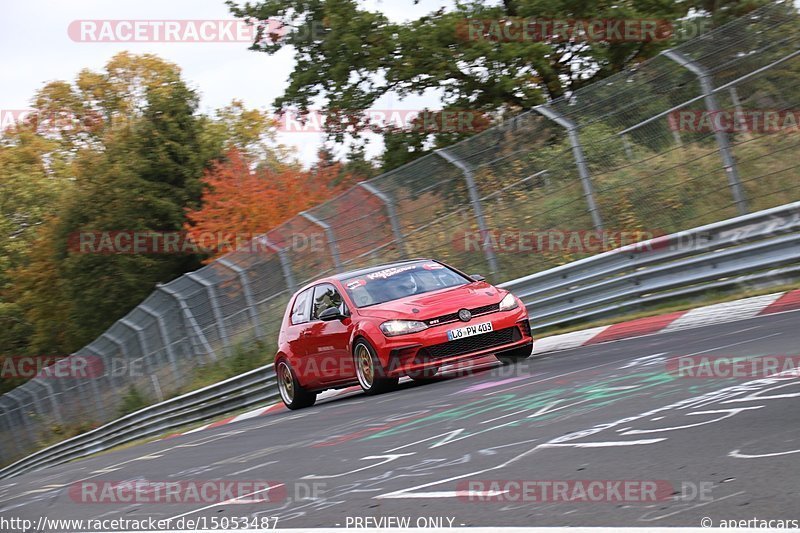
top-left (425, 326), bottom-right (521, 359)
top-left (425, 302), bottom-right (501, 326)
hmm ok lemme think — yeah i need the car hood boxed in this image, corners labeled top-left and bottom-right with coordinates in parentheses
top-left (355, 282), bottom-right (504, 320)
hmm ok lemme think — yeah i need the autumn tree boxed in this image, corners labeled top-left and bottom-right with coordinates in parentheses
top-left (185, 148), bottom-right (356, 259)
top-left (5, 52), bottom-right (285, 355)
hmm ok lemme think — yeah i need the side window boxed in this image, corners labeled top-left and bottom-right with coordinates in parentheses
top-left (312, 283), bottom-right (344, 320)
top-left (290, 289), bottom-right (313, 325)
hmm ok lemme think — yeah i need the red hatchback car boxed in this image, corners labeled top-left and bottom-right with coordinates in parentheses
top-left (275, 259), bottom-right (533, 409)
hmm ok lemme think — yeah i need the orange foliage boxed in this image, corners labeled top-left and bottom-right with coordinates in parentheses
top-left (185, 149), bottom-right (353, 259)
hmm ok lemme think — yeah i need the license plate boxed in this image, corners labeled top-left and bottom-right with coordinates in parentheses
top-left (447, 321), bottom-right (493, 341)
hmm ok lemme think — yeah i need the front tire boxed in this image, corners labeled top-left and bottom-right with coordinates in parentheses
top-left (277, 360), bottom-right (317, 410)
top-left (495, 343), bottom-right (533, 366)
top-left (354, 339), bottom-right (398, 394)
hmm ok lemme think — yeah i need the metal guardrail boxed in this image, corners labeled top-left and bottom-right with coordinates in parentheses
top-left (501, 201), bottom-right (800, 330)
top-left (2, 201), bottom-right (798, 480)
top-left (0, 364), bottom-right (278, 480)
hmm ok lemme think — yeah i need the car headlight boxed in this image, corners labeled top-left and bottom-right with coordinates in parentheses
top-left (499, 292), bottom-right (519, 311)
top-left (380, 320), bottom-right (429, 336)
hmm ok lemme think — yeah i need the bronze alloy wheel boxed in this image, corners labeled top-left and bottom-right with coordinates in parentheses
top-left (353, 339), bottom-right (398, 394)
top-left (277, 361), bottom-right (294, 404)
top-left (355, 343), bottom-right (374, 389)
top-left (276, 360), bottom-right (317, 409)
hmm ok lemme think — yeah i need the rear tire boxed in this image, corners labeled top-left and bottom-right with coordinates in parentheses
top-left (354, 339), bottom-right (398, 394)
top-left (277, 360), bottom-right (317, 410)
top-left (495, 343), bottom-right (533, 366)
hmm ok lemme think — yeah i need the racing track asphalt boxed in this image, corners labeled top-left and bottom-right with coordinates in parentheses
top-left (2, 309), bottom-right (800, 529)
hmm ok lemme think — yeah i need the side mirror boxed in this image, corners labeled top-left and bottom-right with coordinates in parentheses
top-left (319, 307), bottom-right (345, 321)
top-left (471, 274), bottom-right (486, 282)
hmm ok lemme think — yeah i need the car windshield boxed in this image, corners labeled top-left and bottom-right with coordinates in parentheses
top-left (341, 261), bottom-right (471, 307)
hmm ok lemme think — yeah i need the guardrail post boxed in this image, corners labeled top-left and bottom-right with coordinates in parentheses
top-left (300, 211), bottom-right (343, 272)
top-left (158, 283), bottom-right (217, 361)
top-left (534, 104), bottom-right (604, 231)
top-left (140, 303), bottom-right (180, 378)
top-left (663, 49), bottom-right (748, 215)
top-left (358, 181), bottom-right (408, 258)
top-left (186, 273), bottom-right (230, 356)
top-left (436, 148), bottom-right (500, 275)
top-left (217, 258), bottom-right (263, 339)
top-left (259, 236), bottom-right (296, 293)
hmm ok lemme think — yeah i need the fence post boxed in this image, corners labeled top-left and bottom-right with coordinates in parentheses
top-left (728, 86), bottom-right (750, 135)
top-left (85, 345), bottom-right (113, 418)
top-left (77, 351), bottom-right (106, 419)
top-left (300, 211), bottom-right (343, 272)
top-left (26, 382), bottom-right (50, 424)
top-left (140, 303), bottom-right (180, 378)
top-left (259, 236), bottom-right (296, 293)
top-left (33, 371), bottom-right (63, 425)
top-left (103, 332), bottom-right (136, 382)
top-left (663, 49), bottom-right (748, 215)
top-left (358, 181), bottom-right (407, 258)
top-left (158, 283), bottom-right (217, 361)
top-left (5, 390), bottom-right (35, 445)
top-left (186, 273), bottom-right (230, 356)
top-left (534, 104), bottom-right (604, 231)
top-left (435, 148), bottom-right (500, 275)
top-left (120, 318), bottom-right (158, 389)
top-left (217, 258), bottom-right (263, 339)
top-left (0, 403), bottom-right (22, 459)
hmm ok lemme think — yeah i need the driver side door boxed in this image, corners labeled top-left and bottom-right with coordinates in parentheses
top-left (303, 283), bottom-right (355, 383)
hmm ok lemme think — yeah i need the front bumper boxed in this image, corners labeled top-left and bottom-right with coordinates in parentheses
top-left (377, 308), bottom-right (533, 377)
